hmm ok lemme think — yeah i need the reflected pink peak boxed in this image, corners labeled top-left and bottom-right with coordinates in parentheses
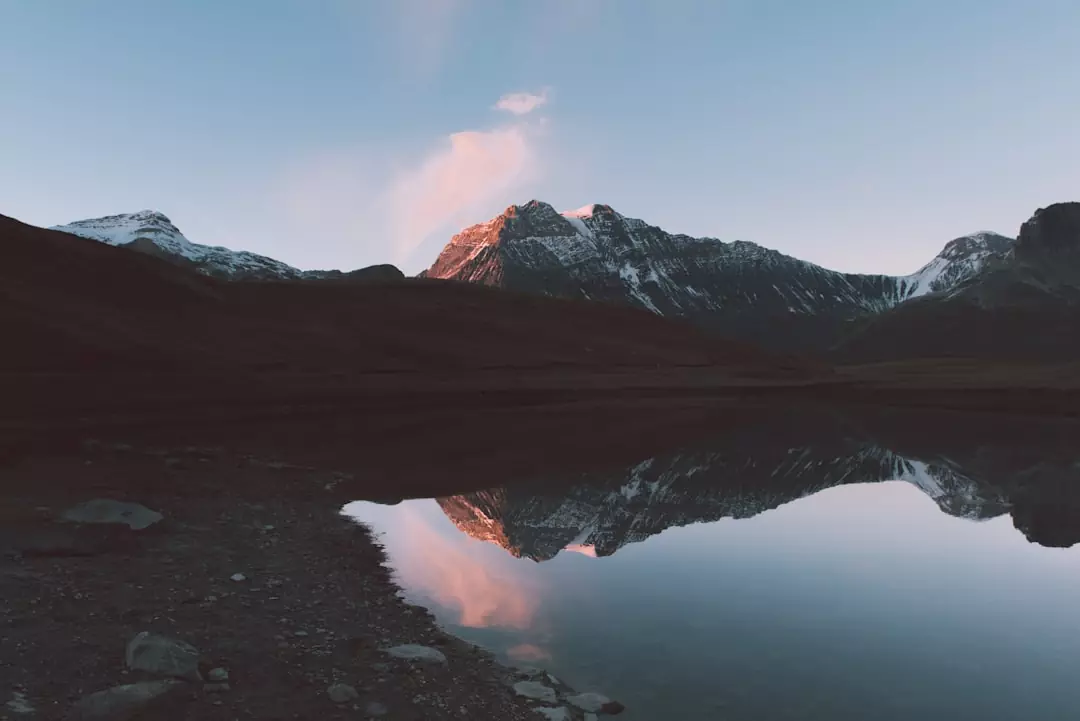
top-left (564, 544), bottom-right (598, 558)
top-left (394, 505), bottom-right (540, 629)
top-left (507, 643), bottom-right (551, 662)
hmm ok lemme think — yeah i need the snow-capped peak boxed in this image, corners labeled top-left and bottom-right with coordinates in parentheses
top-left (52, 210), bottom-right (200, 259)
top-left (899, 231), bottom-right (1014, 300)
top-left (51, 211), bottom-right (305, 280)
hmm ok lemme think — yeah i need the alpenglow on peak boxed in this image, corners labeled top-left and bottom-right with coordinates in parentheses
top-left (424, 199), bottom-right (1013, 353)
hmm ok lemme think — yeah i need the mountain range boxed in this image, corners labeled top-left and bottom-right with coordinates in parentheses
top-left (49, 200), bottom-right (1079, 361)
top-left (423, 200), bottom-right (1080, 359)
top-left (423, 201), bottom-right (1013, 351)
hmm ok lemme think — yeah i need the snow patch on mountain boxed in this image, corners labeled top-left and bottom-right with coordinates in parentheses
top-left (898, 232), bottom-right (1014, 300)
top-left (563, 204), bottom-right (599, 218)
top-left (52, 210), bottom-right (200, 257)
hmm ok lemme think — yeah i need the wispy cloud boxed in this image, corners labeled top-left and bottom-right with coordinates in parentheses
top-left (494, 89), bottom-right (550, 116)
top-left (386, 123), bottom-right (541, 259)
top-left (279, 91), bottom-right (554, 271)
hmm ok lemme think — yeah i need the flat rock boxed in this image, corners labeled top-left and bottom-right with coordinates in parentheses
top-left (206, 667), bottom-right (229, 682)
top-left (69, 680), bottom-right (183, 720)
top-left (512, 681), bottom-right (557, 704)
top-left (534, 707), bottom-right (572, 721)
top-left (566, 692), bottom-right (625, 714)
top-left (327, 683), bottom-right (359, 703)
top-left (383, 644), bottom-right (447, 663)
top-left (125, 632), bottom-right (202, 681)
top-left (62, 500), bottom-right (163, 530)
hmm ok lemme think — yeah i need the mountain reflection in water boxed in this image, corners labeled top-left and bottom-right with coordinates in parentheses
top-left (344, 412), bottom-right (1080, 721)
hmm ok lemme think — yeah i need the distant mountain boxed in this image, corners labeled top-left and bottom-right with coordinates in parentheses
top-left (51, 210), bottom-right (403, 282)
top-left (423, 201), bottom-right (1013, 353)
top-left (837, 202), bottom-right (1080, 361)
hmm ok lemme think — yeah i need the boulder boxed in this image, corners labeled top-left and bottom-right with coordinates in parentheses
top-left (125, 632), bottom-right (202, 681)
top-left (69, 680), bottom-right (183, 720)
top-left (327, 684), bottom-right (359, 703)
top-left (566, 692), bottom-right (625, 714)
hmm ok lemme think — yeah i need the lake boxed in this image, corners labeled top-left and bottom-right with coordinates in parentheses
top-left (343, 420), bottom-right (1080, 721)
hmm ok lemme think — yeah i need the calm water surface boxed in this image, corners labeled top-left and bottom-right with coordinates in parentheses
top-left (344, 438), bottom-right (1080, 721)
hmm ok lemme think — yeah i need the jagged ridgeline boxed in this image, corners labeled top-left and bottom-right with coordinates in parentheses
top-left (423, 200), bottom-right (1013, 353)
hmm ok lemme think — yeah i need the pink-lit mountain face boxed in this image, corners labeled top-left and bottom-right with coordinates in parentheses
top-left (424, 200), bottom-right (1012, 354)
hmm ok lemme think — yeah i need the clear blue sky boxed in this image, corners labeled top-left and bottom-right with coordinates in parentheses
top-left (3, 0), bottom-right (1078, 275)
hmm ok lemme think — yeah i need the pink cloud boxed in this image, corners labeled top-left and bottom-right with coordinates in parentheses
top-left (494, 90), bottom-right (550, 116)
top-left (394, 505), bottom-right (540, 629)
top-left (387, 124), bottom-right (540, 259)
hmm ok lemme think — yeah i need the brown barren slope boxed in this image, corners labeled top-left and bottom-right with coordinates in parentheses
top-left (0, 213), bottom-right (813, 428)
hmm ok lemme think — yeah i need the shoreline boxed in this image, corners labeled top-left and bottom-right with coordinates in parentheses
top-left (0, 442), bottom-right (617, 721)
top-left (2, 363), bottom-right (1078, 444)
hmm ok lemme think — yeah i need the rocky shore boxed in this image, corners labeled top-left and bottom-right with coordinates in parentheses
top-left (0, 442), bottom-right (623, 721)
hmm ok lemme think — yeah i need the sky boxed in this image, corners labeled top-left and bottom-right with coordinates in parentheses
top-left (2, 0), bottom-right (1078, 276)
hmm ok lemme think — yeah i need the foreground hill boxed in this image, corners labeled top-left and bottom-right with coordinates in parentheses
top-left (1, 213), bottom-right (809, 425)
top-left (423, 200), bottom-right (1013, 353)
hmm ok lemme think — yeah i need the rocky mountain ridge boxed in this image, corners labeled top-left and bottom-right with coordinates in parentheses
top-left (423, 201), bottom-right (1014, 352)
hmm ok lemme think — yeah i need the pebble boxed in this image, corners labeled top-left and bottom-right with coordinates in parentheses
top-left (230, 573), bottom-right (247, 582)
top-left (207, 668), bottom-right (229, 682)
top-left (327, 684), bottom-right (359, 704)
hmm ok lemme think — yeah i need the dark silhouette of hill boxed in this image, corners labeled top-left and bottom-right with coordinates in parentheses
top-left (0, 213), bottom-right (808, 427)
